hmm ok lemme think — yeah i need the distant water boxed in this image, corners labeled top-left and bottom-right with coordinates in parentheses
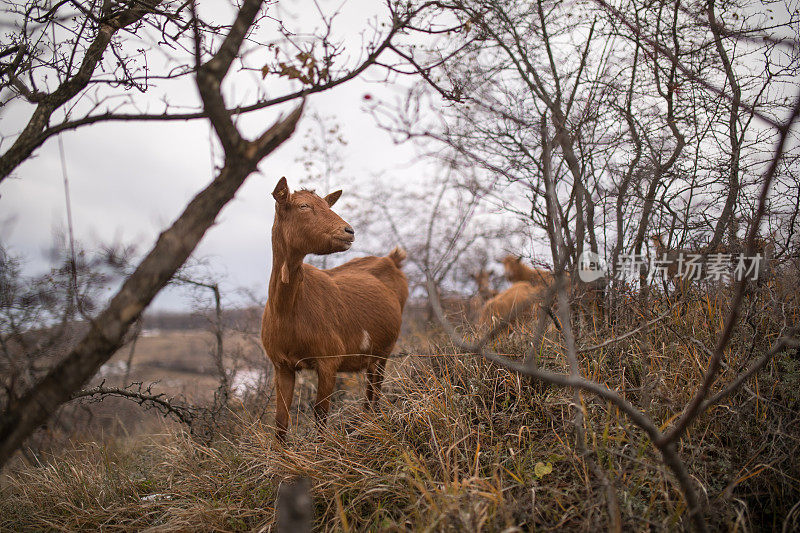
top-left (231, 368), bottom-right (263, 396)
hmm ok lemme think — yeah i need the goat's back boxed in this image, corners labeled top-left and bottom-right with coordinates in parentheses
top-left (517, 268), bottom-right (554, 288)
top-left (479, 282), bottom-right (543, 326)
top-left (327, 255), bottom-right (408, 308)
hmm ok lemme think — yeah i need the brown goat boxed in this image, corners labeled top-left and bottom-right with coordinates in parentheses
top-left (261, 177), bottom-right (408, 439)
top-left (496, 255), bottom-right (587, 329)
top-left (468, 269), bottom-right (497, 321)
top-left (478, 281), bottom-right (545, 328)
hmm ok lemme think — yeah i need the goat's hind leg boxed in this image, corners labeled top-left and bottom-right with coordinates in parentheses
top-left (314, 365), bottom-right (336, 429)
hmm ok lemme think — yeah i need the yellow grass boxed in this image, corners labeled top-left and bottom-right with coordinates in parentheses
top-left (1, 289), bottom-right (799, 531)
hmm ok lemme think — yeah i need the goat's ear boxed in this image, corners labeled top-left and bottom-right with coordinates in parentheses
top-left (324, 190), bottom-right (342, 207)
top-left (272, 177), bottom-right (289, 204)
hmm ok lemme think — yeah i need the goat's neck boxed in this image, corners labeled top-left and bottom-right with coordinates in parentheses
top-left (268, 230), bottom-right (306, 315)
top-left (478, 284), bottom-right (494, 299)
top-left (513, 263), bottom-right (534, 282)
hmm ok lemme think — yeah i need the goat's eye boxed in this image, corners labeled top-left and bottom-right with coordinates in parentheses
top-left (298, 204), bottom-right (311, 211)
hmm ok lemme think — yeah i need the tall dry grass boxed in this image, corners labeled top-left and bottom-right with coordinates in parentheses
top-left (1, 285), bottom-right (799, 531)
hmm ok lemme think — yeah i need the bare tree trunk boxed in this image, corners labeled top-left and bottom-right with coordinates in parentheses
top-left (0, 0), bottom-right (303, 469)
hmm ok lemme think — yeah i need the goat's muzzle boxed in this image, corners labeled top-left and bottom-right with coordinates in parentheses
top-left (333, 227), bottom-right (355, 250)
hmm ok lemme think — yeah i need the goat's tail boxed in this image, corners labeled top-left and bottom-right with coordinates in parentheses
top-left (388, 246), bottom-right (407, 267)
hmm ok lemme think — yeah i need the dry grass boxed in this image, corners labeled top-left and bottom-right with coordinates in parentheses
top-left (1, 289), bottom-right (799, 531)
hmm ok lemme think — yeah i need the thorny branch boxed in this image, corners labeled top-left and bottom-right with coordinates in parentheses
top-left (73, 381), bottom-right (199, 427)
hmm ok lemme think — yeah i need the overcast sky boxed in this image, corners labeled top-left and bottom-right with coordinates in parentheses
top-left (0, 0), bottom-right (433, 311)
top-left (3, 1), bottom-right (795, 312)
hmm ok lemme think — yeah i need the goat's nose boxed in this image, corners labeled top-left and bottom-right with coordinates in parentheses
top-left (344, 226), bottom-right (355, 235)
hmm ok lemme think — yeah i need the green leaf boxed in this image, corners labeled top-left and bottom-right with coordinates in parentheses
top-left (534, 461), bottom-right (553, 479)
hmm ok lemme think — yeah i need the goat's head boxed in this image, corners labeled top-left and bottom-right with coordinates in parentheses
top-left (272, 177), bottom-right (354, 255)
top-left (471, 269), bottom-right (493, 291)
top-left (500, 255), bottom-right (524, 278)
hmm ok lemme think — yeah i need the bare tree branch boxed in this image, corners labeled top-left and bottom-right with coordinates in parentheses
top-left (0, 1), bottom-right (165, 182)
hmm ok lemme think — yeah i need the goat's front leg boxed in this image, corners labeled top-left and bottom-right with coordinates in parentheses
top-left (314, 367), bottom-right (336, 428)
top-left (274, 365), bottom-right (296, 441)
top-left (365, 356), bottom-right (388, 409)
